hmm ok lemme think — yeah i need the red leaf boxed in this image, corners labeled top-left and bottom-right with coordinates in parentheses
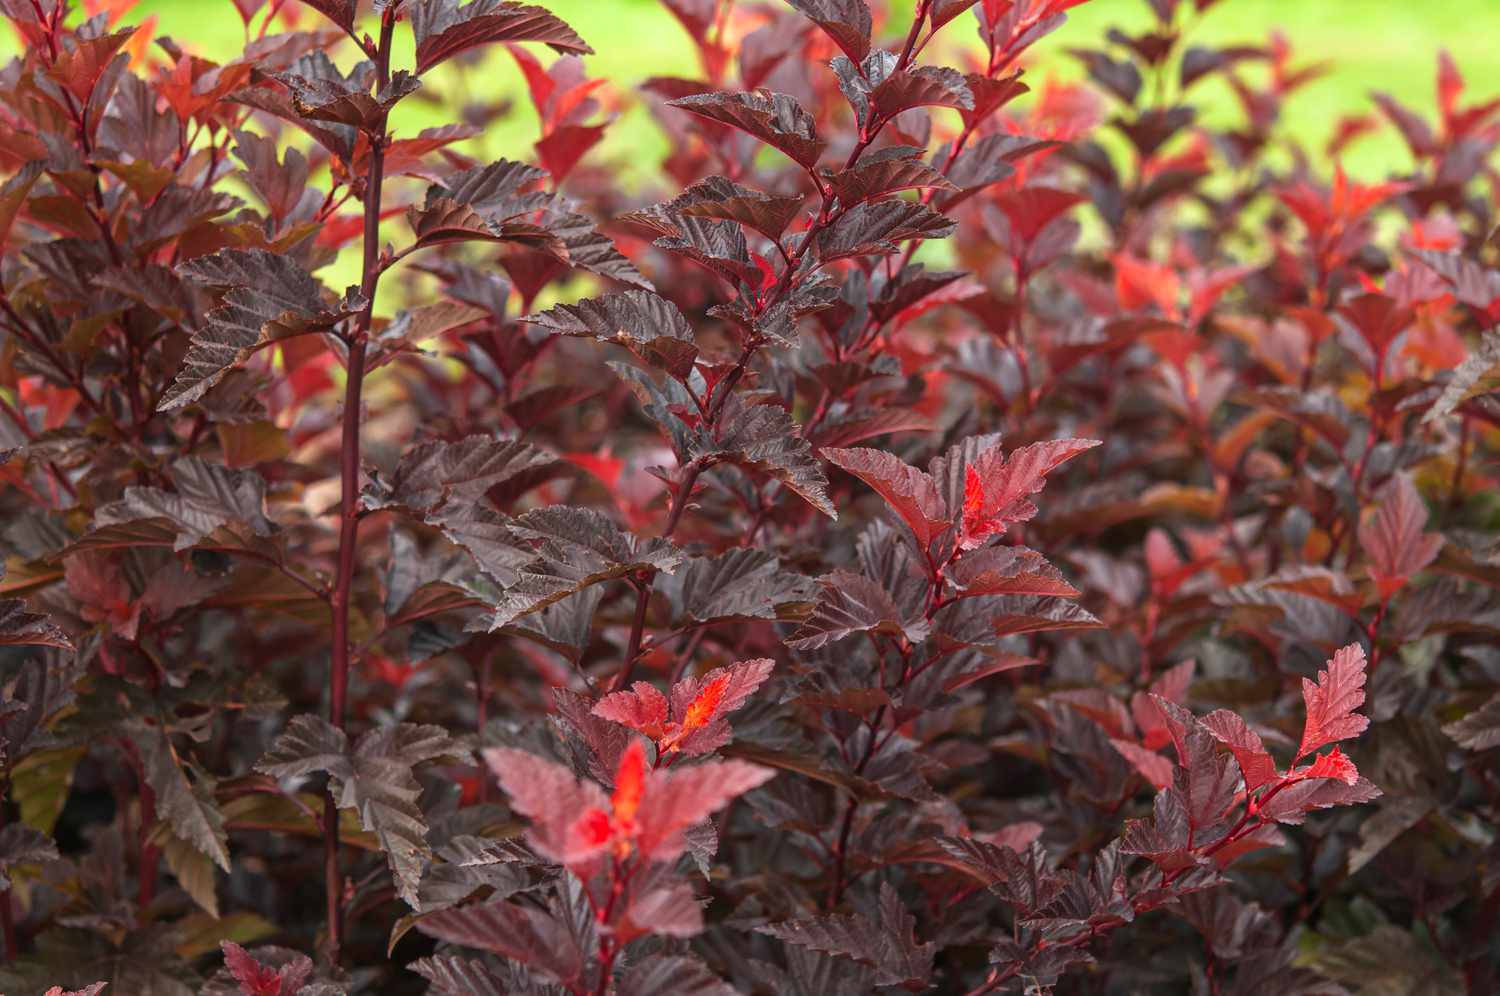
top-left (961, 465), bottom-right (998, 550)
top-left (1186, 264), bottom-right (1254, 327)
top-left (506, 42), bottom-right (554, 114)
top-left (610, 739), bottom-right (648, 835)
top-left (1114, 252), bottom-right (1181, 318)
top-left (661, 0), bottom-right (716, 42)
top-left (942, 653), bottom-right (1039, 691)
top-left (786, 0), bottom-right (872, 63)
top-left (1296, 643), bottom-right (1371, 761)
top-left (1437, 49), bottom-right (1464, 117)
top-left (959, 72), bottom-right (1028, 128)
top-left (483, 746), bottom-right (610, 865)
top-left (634, 760), bottom-right (774, 861)
top-left (992, 186), bottom-right (1087, 245)
top-left (594, 659), bottom-right (774, 757)
top-left (679, 674), bottom-right (728, 733)
top-left (1358, 474), bottom-right (1441, 601)
top-left (1200, 709), bottom-right (1278, 791)
top-left (826, 155), bottom-right (957, 208)
top-left (1110, 738), bottom-right (1174, 791)
top-left (410, 0), bottom-right (593, 76)
top-left (668, 90), bottom-right (825, 168)
top-left (1259, 776), bottom-right (1382, 825)
top-left (1132, 659), bottom-right (1196, 750)
top-left (1338, 292), bottom-right (1413, 366)
top-left (536, 122), bottom-right (606, 185)
top-left (870, 66), bottom-right (974, 120)
top-left (594, 682), bottom-right (671, 738)
top-left (1209, 823), bottom-right (1285, 867)
top-left (1298, 746), bottom-right (1359, 786)
top-left (824, 447), bottom-right (950, 549)
top-left (670, 658), bottom-right (773, 740)
top-left (945, 544), bottom-right (1079, 597)
top-left (220, 942), bottom-right (311, 996)
top-left (966, 438), bottom-right (1101, 535)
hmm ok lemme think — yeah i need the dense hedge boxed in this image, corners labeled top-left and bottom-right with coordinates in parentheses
top-left (1, 0), bottom-right (1498, 993)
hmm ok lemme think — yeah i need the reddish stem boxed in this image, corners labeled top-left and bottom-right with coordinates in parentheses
top-left (613, 464), bottom-right (702, 690)
top-left (322, 10), bottom-right (396, 967)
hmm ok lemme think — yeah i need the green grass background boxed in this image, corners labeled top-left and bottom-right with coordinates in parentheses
top-left (96, 0), bottom-right (1496, 184)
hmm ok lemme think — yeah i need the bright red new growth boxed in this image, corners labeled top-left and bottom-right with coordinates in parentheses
top-left (961, 465), bottom-right (1000, 550)
top-left (490, 741), bottom-right (771, 869)
top-left (594, 658), bottom-right (774, 756)
top-left (1299, 746), bottom-right (1360, 786)
top-left (220, 941), bottom-right (311, 996)
top-left (679, 673), bottom-right (730, 735)
top-left (964, 438), bottom-right (1101, 535)
top-left (604, 738), bottom-right (647, 855)
top-left (1298, 643), bottom-right (1372, 760)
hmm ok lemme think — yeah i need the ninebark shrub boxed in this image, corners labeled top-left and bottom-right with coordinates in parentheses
top-left (0, 0), bottom-right (1497, 992)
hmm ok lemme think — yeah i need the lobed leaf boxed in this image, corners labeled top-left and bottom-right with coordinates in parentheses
top-left (482, 746), bottom-right (609, 865)
top-left (480, 506), bottom-right (685, 627)
top-left (816, 199), bottom-right (956, 261)
top-left (415, 899), bottom-right (586, 986)
top-left (668, 90), bottom-right (826, 168)
top-left (673, 174), bottom-right (806, 242)
top-left (660, 548), bottom-right (817, 624)
top-left (90, 457), bottom-right (275, 552)
top-left (787, 569), bottom-right (928, 650)
top-left (759, 883), bottom-right (933, 988)
top-left (1200, 710), bottom-right (1278, 792)
top-left (946, 546), bottom-right (1079, 598)
top-left (521, 290), bottom-right (699, 381)
top-left (140, 725), bottom-right (230, 874)
top-left (826, 148), bottom-right (957, 207)
top-left (256, 716), bottom-right (459, 907)
top-left (160, 250), bottom-right (361, 411)
top-left (1297, 643), bottom-right (1371, 761)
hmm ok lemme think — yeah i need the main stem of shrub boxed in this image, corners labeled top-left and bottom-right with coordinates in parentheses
top-left (323, 10), bottom-right (395, 967)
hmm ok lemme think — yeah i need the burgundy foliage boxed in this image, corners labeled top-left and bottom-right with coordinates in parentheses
top-left (0, 0), bottom-right (1497, 991)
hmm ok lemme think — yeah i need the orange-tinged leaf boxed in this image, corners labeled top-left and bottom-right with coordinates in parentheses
top-left (967, 437), bottom-right (1101, 531)
top-left (593, 681), bottom-right (671, 739)
top-left (680, 673), bottom-right (729, 736)
top-left (960, 465), bottom-right (997, 549)
top-left (611, 739), bottom-right (647, 827)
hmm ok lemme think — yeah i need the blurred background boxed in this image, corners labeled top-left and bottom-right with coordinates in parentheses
top-left (55, 0), bottom-right (1500, 184)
